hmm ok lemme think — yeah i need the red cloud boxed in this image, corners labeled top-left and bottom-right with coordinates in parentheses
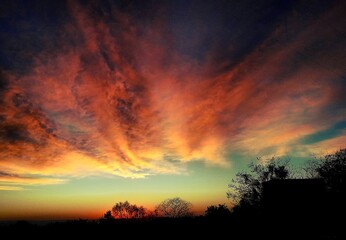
top-left (0, 1), bottom-right (345, 189)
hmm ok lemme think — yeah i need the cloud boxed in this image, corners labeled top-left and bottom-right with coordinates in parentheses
top-left (300, 121), bottom-right (346, 145)
top-left (0, 174), bottom-right (66, 186)
top-left (0, 0), bottom-right (345, 188)
top-left (0, 171), bottom-right (66, 191)
top-left (0, 186), bottom-right (24, 191)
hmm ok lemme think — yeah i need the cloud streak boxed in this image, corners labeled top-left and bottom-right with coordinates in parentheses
top-left (0, 0), bottom-right (345, 189)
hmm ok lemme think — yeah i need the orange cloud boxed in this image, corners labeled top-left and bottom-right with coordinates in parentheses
top-left (0, 186), bottom-right (24, 191)
top-left (0, 1), bottom-right (345, 189)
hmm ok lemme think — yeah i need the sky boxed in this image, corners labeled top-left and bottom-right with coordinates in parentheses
top-left (0, 0), bottom-right (346, 220)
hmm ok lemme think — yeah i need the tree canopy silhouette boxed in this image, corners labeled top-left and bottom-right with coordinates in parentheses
top-left (228, 158), bottom-right (291, 212)
top-left (315, 148), bottom-right (346, 194)
top-left (103, 210), bottom-right (114, 220)
top-left (110, 201), bottom-right (147, 219)
top-left (205, 204), bottom-right (231, 219)
top-left (155, 197), bottom-right (192, 218)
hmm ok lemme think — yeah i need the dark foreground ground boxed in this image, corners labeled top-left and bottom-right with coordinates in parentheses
top-left (1, 216), bottom-right (344, 239)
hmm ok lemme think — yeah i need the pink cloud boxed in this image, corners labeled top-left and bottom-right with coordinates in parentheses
top-left (0, 1), bottom-right (345, 188)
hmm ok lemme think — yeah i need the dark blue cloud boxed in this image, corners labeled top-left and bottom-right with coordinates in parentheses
top-left (0, 0), bottom-right (70, 73)
top-left (167, 0), bottom-right (299, 64)
top-left (0, 0), bottom-right (345, 180)
top-left (300, 120), bottom-right (346, 145)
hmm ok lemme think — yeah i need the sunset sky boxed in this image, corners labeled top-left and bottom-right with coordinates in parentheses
top-left (1, 0), bottom-right (346, 220)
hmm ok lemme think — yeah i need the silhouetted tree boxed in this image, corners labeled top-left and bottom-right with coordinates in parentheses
top-left (315, 148), bottom-right (346, 194)
top-left (111, 201), bottom-right (147, 219)
top-left (205, 204), bottom-right (231, 219)
top-left (128, 204), bottom-right (147, 218)
top-left (103, 210), bottom-right (114, 220)
top-left (137, 206), bottom-right (146, 218)
top-left (155, 197), bottom-right (192, 218)
top-left (314, 148), bottom-right (346, 234)
top-left (128, 204), bottom-right (138, 218)
top-left (146, 209), bottom-right (159, 218)
top-left (228, 158), bottom-right (291, 212)
top-left (112, 201), bottom-right (131, 218)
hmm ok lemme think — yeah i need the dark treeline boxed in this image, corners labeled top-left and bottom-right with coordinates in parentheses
top-left (226, 148), bottom-right (346, 239)
top-left (1, 149), bottom-right (345, 239)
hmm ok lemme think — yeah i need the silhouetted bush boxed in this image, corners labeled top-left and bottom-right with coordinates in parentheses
top-left (205, 204), bottom-right (231, 219)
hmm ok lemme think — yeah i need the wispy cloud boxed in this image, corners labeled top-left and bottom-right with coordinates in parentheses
top-left (0, 186), bottom-right (24, 191)
top-left (0, 171), bottom-right (65, 190)
top-left (0, 0), bottom-right (345, 188)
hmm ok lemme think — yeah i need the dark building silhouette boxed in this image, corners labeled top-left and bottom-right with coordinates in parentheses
top-left (263, 179), bottom-right (326, 235)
